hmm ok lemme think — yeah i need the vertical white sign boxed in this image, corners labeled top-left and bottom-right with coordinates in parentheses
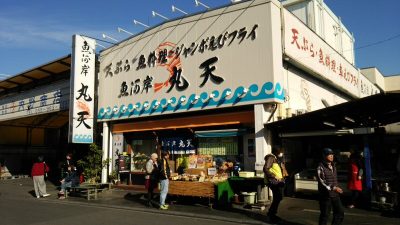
top-left (69, 35), bottom-right (96, 143)
top-left (112, 133), bottom-right (124, 171)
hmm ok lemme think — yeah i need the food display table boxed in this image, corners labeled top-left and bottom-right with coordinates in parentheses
top-left (168, 180), bottom-right (234, 207)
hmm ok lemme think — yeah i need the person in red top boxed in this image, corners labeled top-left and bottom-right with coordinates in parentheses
top-left (31, 155), bottom-right (51, 198)
top-left (347, 152), bottom-right (363, 208)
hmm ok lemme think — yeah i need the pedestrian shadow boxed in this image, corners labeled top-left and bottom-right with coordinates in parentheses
top-left (28, 190), bottom-right (36, 197)
top-left (124, 192), bottom-right (147, 205)
top-left (218, 206), bottom-right (306, 225)
top-left (124, 192), bottom-right (160, 208)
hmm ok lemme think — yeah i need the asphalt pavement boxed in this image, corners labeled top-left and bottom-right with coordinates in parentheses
top-left (1, 178), bottom-right (399, 225)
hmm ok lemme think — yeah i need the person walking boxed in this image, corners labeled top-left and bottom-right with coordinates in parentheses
top-left (347, 152), bottom-right (363, 208)
top-left (317, 148), bottom-right (344, 225)
top-left (145, 153), bottom-right (159, 207)
top-left (31, 155), bottom-right (51, 198)
top-left (159, 151), bottom-right (171, 210)
top-left (264, 151), bottom-right (285, 223)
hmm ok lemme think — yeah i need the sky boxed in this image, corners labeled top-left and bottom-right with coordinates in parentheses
top-left (0, 0), bottom-right (399, 80)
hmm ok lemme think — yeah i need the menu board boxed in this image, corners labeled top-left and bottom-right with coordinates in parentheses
top-left (198, 137), bottom-right (238, 155)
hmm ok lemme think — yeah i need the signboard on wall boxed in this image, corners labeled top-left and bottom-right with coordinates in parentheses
top-left (0, 80), bottom-right (69, 122)
top-left (283, 10), bottom-right (361, 98)
top-left (68, 35), bottom-right (96, 144)
top-left (97, 0), bottom-right (284, 122)
top-left (112, 133), bottom-right (124, 171)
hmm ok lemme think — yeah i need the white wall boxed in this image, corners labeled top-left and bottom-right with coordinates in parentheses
top-left (281, 65), bottom-right (348, 117)
top-left (384, 75), bottom-right (400, 93)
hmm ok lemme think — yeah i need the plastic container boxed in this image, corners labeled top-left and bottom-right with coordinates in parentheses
top-left (242, 192), bottom-right (256, 205)
top-left (239, 171), bottom-right (255, 178)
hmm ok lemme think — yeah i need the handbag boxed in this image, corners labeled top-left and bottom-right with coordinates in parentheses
top-left (268, 177), bottom-right (285, 187)
top-left (43, 163), bottom-right (48, 180)
top-left (144, 179), bottom-right (151, 189)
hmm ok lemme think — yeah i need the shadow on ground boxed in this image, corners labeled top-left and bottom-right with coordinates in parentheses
top-left (122, 192), bottom-right (306, 225)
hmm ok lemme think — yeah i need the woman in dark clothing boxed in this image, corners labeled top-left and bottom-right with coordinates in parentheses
top-left (317, 148), bottom-right (344, 225)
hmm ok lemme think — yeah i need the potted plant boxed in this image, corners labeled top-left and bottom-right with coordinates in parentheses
top-left (77, 143), bottom-right (108, 184)
top-left (108, 170), bottom-right (119, 184)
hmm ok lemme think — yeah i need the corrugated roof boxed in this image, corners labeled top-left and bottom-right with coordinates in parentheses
top-left (0, 55), bottom-right (71, 96)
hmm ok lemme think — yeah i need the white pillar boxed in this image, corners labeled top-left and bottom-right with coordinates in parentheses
top-left (101, 122), bottom-right (109, 183)
top-left (254, 103), bottom-right (273, 202)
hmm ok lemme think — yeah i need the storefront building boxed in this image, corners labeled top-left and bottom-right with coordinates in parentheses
top-left (0, 56), bottom-right (72, 176)
top-left (0, 0), bottom-right (398, 203)
top-left (96, 0), bottom-right (385, 187)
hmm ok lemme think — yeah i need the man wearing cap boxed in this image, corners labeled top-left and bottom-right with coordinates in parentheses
top-left (317, 148), bottom-right (344, 225)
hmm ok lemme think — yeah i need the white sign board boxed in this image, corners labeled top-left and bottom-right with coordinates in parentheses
top-left (0, 80), bottom-right (69, 121)
top-left (69, 35), bottom-right (96, 143)
top-left (283, 10), bottom-right (360, 98)
top-left (98, 0), bottom-right (284, 121)
top-left (112, 133), bottom-right (124, 171)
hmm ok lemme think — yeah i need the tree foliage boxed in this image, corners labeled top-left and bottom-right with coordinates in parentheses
top-left (77, 143), bottom-right (105, 183)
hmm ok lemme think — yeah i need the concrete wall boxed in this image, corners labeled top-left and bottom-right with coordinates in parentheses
top-left (384, 75), bottom-right (400, 93)
top-left (360, 67), bottom-right (386, 90)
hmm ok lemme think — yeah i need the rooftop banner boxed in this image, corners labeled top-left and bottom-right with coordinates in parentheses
top-left (68, 35), bottom-right (96, 144)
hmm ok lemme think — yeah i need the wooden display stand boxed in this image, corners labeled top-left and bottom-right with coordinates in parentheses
top-left (169, 181), bottom-right (214, 198)
top-left (169, 181), bottom-right (215, 207)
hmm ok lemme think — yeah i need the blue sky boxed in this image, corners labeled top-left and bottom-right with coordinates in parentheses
top-left (1, 0), bottom-right (399, 79)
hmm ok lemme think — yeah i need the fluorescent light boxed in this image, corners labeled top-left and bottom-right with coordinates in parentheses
top-left (117, 27), bottom-right (134, 35)
top-left (172, 5), bottom-right (188, 15)
top-left (133, 19), bottom-right (149, 28)
top-left (323, 121), bottom-right (335, 127)
top-left (102, 34), bottom-right (118, 42)
top-left (344, 116), bottom-right (355, 123)
top-left (96, 43), bottom-right (106, 49)
top-left (195, 0), bottom-right (210, 9)
top-left (152, 10), bottom-right (169, 20)
top-left (280, 129), bottom-right (354, 137)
